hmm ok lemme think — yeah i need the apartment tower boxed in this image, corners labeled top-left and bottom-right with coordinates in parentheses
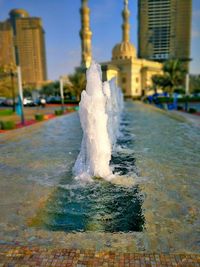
top-left (138, 0), bottom-right (192, 65)
top-left (0, 9), bottom-right (47, 87)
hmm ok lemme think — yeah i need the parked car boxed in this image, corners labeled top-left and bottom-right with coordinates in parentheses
top-left (46, 96), bottom-right (61, 103)
top-left (0, 97), bottom-right (6, 106)
top-left (23, 97), bottom-right (39, 106)
top-left (2, 98), bottom-right (13, 106)
top-left (23, 97), bottom-right (34, 106)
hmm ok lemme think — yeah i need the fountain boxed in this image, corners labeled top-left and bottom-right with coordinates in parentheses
top-left (73, 61), bottom-right (123, 181)
top-left (1, 70), bottom-right (200, 249)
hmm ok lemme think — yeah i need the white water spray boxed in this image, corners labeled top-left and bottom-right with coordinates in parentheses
top-left (73, 61), bottom-right (123, 181)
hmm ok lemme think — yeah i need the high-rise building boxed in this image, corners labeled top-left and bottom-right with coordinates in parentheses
top-left (0, 9), bottom-right (47, 87)
top-left (0, 21), bottom-right (15, 66)
top-left (138, 0), bottom-right (192, 65)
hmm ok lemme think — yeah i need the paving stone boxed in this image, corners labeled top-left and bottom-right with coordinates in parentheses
top-left (0, 245), bottom-right (200, 266)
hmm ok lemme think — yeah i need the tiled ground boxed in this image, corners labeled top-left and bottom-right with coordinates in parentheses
top-left (0, 245), bottom-right (199, 266)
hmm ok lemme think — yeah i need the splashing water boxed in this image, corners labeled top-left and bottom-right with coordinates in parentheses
top-left (103, 79), bottom-right (123, 146)
top-left (73, 61), bottom-right (123, 181)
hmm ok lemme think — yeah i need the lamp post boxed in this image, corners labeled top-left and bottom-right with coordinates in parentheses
top-left (185, 73), bottom-right (190, 95)
top-left (185, 73), bottom-right (190, 111)
top-left (10, 70), bottom-right (16, 112)
top-left (2, 64), bottom-right (16, 112)
top-left (59, 76), bottom-right (65, 111)
top-left (17, 66), bottom-right (25, 125)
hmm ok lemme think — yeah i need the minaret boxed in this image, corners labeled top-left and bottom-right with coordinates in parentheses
top-left (122, 0), bottom-right (130, 43)
top-left (80, 0), bottom-right (92, 68)
top-left (112, 0), bottom-right (136, 61)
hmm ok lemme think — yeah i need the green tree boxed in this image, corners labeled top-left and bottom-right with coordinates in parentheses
top-left (152, 74), bottom-right (169, 94)
top-left (68, 68), bottom-right (86, 101)
top-left (152, 59), bottom-right (187, 96)
top-left (40, 81), bottom-right (60, 96)
top-left (190, 75), bottom-right (200, 94)
top-left (0, 65), bottom-right (17, 99)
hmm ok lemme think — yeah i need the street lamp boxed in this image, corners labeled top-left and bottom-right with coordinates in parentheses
top-left (16, 66), bottom-right (25, 125)
top-left (1, 64), bottom-right (25, 124)
top-left (185, 73), bottom-right (190, 111)
top-left (59, 76), bottom-right (65, 111)
top-left (10, 69), bottom-right (15, 112)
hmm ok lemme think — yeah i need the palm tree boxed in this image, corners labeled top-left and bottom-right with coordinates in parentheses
top-left (68, 69), bottom-right (86, 101)
top-left (40, 81), bottom-right (60, 96)
top-left (0, 65), bottom-right (16, 99)
top-left (163, 59), bottom-right (186, 95)
top-left (152, 59), bottom-right (187, 96)
top-left (152, 74), bottom-right (169, 94)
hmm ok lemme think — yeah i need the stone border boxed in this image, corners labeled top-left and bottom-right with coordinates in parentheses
top-left (0, 245), bottom-right (199, 266)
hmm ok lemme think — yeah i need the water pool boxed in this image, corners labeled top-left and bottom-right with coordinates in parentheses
top-left (0, 102), bottom-right (200, 253)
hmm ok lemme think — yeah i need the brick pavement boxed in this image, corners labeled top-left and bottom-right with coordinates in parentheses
top-left (0, 245), bottom-right (199, 266)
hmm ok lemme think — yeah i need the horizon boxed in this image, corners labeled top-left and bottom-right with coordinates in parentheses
top-left (0, 0), bottom-right (200, 81)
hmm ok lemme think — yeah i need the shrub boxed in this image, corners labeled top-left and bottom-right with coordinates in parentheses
top-left (188, 108), bottom-right (197, 113)
top-left (54, 110), bottom-right (64, 116)
top-left (35, 114), bottom-right (44, 121)
top-left (0, 120), bottom-right (15, 130)
top-left (64, 100), bottom-right (79, 104)
top-left (0, 109), bottom-right (14, 116)
top-left (66, 106), bottom-right (79, 111)
top-left (66, 106), bottom-right (74, 111)
top-left (157, 97), bottom-right (173, 103)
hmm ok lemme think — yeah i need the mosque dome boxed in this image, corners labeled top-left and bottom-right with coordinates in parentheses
top-left (9, 9), bottom-right (29, 18)
top-left (112, 41), bottom-right (136, 60)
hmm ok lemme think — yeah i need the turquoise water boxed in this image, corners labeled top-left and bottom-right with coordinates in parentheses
top-left (42, 183), bottom-right (144, 232)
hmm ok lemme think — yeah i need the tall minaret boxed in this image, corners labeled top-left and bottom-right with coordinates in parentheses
top-left (122, 0), bottom-right (130, 43)
top-left (80, 0), bottom-right (92, 68)
top-left (112, 0), bottom-right (136, 60)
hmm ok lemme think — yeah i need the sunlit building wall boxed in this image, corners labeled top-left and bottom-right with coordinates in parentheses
top-left (0, 9), bottom-right (47, 88)
top-left (0, 20), bottom-right (15, 66)
top-left (138, 0), bottom-right (192, 65)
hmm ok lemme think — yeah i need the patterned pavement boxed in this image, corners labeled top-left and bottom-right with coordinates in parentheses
top-left (0, 245), bottom-right (199, 266)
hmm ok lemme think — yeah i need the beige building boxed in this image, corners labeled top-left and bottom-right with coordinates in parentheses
top-left (101, 0), bottom-right (163, 98)
top-left (138, 0), bottom-right (192, 64)
top-left (80, 0), bottom-right (162, 98)
top-left (0, 21), bottom-right (15, 66)
top-left (0, 9), bottom-right (47, 88)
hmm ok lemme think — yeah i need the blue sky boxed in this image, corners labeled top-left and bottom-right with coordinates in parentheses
top-left (0, 0), bottom-right (200, 80)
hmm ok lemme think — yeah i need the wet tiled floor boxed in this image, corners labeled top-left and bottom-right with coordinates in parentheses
top-left (1, 104), bottom-right (200, 265)
top-left (0, 245), bottom-right (199, 266)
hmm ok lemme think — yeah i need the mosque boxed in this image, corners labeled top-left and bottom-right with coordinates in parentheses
top-left (80, 0), bottom-right (163, 98)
